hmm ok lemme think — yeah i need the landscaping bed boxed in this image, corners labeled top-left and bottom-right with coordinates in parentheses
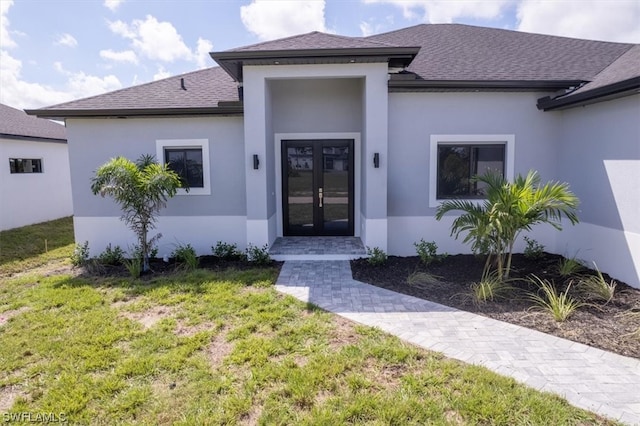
top-left (351, 253), bottom-right (640, 359)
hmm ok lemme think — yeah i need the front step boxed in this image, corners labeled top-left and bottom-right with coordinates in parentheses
top-left (269, 236), bottom-right (367, 261)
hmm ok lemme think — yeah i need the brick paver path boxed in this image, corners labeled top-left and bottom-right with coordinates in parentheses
top-left (275, 260), bottom-right (640, 425)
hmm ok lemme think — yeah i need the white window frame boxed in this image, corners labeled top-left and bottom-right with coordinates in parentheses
top-left (429, 134), bottom-right (515, 208)
top-left (156, 139), bottom-right (210, 196)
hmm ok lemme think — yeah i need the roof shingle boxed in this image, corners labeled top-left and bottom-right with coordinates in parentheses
top-left (0, 103), bottom-right (66, 141)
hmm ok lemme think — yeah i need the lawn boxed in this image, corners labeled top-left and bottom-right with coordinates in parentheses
top-left (0, 217), bottom-right (74, 275)
top-left (0, 221), bottom-right (616, 424)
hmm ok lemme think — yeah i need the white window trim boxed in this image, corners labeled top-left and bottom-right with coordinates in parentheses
top-left (156, 139), bottom-right (210, 196)
top-left (429, 134), bottom-right (515, 208)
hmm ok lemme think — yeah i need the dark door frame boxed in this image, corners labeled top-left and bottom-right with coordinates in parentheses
top-left (282, 139), bottom-right (354, 236)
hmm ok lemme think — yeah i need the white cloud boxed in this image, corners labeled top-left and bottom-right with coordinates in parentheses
top-left (152, 66), bottom-right (171, 81)
top-left (1, 0), bottom-right (16, 49)
top-left (108, 15), bottom-right (213, 67)
top-left (517, 0), bottom-right (640, 43)
top-left (195, 37), bottom-right (213, 68)
top-left (240, 0), bottom-right (327, 41)
top-left (55, 33), bottom-right (78, 48)
top-left (363, 0), bottom-right (510, 23)
top-left (100, 48), bottom-right (138, 64)
top-left (360, 21), bottom-right (374, 37)
top-left (104, 0), bottom-right (124, 12)
top-left (0, 50), bottom-right (122, 109)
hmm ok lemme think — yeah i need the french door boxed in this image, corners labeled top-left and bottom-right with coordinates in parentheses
top-left (282, 140), bottom-right (354, 236)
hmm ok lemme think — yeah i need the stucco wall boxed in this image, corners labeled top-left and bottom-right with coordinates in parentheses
top-left (67, 116), bottom-right (246, 217)
top-left (555, 94), bottom-right (640, 287)
top-left (0, 138), bottom-right (72, 230)
top-left (67, 116), bottom-right (246, 256)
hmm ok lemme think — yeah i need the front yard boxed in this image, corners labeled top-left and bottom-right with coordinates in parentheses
top-left (0, 219), bottom-right (617, 424)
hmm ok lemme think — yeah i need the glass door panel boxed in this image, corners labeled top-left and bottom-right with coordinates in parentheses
top-left (322, 145), bottom-right (350, 235)
top-left (285, 144), bottom-right (314, 234)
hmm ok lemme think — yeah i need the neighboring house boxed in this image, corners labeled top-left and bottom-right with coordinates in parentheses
top-left (0, 103), bottom-right (72, 230)
top-left (27, 24), bottom-right (640, 287)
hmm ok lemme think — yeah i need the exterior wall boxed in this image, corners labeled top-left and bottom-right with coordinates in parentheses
top-left (0, 137), bottom-right (72, 230)
top-left (386, 91), bottom-right (562, 255)
top-left (66, 116), bottom-right (246, 256)
top-left (556, 94), bottom-right (640, 287)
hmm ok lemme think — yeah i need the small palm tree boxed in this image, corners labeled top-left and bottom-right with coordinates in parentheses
top-left (436, 170), bottom-right (579, 280)
top-left (91, 154), bottom-right (183, 272)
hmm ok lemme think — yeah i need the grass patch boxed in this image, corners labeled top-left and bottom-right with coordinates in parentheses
top-left (0, 268), bottom-right (612, 424)
top-left (0, 217), bottom-right (74, 275)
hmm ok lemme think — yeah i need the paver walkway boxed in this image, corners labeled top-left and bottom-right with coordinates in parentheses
top-left (275, 260), bottom-right (640, 425)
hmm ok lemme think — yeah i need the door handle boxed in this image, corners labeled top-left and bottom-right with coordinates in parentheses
top-left (319, 187), bottom-right (323, 208)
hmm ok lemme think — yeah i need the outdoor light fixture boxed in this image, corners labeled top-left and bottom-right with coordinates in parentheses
top-left (373, 152), bottom-right (380, 168)
top-left (253, 154), bottom-right (260, 170)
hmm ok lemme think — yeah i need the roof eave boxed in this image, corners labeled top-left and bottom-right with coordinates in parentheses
top-left (0, 133), bottom-right (67, 143)
top-left (210, 47), bottom-right (421, 81)
top-left (25, 106), bottom-right (245, 120)
top-left (389, 79), bottom-right (585, 91)
top-left (536, 77), bottom-right (640, 111)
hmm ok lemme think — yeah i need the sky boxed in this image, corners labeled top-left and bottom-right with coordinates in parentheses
top-left (1, 0), bottom-right (639, 110)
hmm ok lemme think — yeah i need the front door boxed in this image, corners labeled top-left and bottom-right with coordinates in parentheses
top-left (283, 140), bottom-right (354, 236)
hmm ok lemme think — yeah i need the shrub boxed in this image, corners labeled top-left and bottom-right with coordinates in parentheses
top-left (366, 246), bottom-right (387, 266)
top-left (122, 257), bottom-right (142, 278)
top-left (212, 241), bottom-right (242, 260)
top-left (246, 244), bottom-right (271, 266)
top-left (97, 244), bottom-right (125, 266)
top-left (557, 257), bottom-right (583, 277)
top-left (171, 243), bottom-right (198, 270)
top-left (471, 272), bottom-right (512, 303)
top-left (527, 275), bottom-right (582, 322)
top-left (578, 263), bottom-right (616, 303)
top-left (523, 237), bottom-right (545, 260)
top-left (414, 239), bottom-right (446, 265)
top-left (70, 241), bottom-right (90, 267)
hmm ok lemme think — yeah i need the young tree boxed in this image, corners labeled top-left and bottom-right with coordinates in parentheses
top-left (435, 170), bottom-right (579, 280)
top-left (91, 154), bottom-right (182, 272)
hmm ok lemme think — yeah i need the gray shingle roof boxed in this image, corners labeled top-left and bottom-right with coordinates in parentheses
top-left (565, 45), bottom-right (640, 96)
top-left (28, 24), bottom-right (638, 117)
top-left (230, 31), bottom-right (400, 51)
top-left (31, 67), bottom-right (238, 113)
top-left (369, 24), bottom-right (633, 82)
top-left (0, 103), bottom-right (66, 141)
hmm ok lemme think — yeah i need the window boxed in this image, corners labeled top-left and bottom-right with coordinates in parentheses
top-left (437, 144), bottom-right (505, 199)
top-left (164, 148), bottom-right (203, 188)
top-left (429, 135), bottom-right (514, 207)
top-left (156, 139), bottom-right (210, 195)
top-left (9, 158), bottom-right (43, 174)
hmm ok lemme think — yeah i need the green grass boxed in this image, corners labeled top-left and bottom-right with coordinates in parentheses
top-left (0, 269), bottom-right (614, 425)
top-left (0, 217), bottom-right (74, 275)
top-left (0, 219), bottom-right (615, 424)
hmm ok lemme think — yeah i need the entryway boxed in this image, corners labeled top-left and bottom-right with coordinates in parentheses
top-left (282, 140), bottom-right (354, 236)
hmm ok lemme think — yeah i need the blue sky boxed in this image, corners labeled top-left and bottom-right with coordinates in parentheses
top-left (1, 0), bottom-right (639, 110)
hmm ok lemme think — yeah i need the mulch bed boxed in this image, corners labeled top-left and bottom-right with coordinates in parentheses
top-left (351, 253), bottom-right (640, 359)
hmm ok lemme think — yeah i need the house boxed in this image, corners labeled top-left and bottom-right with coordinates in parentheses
top-left (26, 24), bottom-right (640, 288)
top-left (0, 103), bottom-right (72, 230)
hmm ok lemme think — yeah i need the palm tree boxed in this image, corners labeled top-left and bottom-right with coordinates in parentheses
top-left (91, 154), bottom-right (183, 272)
top-left (435, 170), bottom-right (579, 280)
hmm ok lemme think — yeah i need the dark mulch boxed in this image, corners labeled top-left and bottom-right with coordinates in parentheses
top-left (351, 253), bottom-right (640, 359)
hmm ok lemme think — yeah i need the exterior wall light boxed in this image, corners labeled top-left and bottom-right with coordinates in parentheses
top-left (253, 154), bottom-right (260, 170)
top-left (373, 152), bottom-right (380, 168)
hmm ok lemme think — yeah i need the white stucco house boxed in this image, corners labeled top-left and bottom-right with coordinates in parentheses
top-left (0, 103), bottom-right (72, 230)
top-left (27, 24), bottom-right (640, 287)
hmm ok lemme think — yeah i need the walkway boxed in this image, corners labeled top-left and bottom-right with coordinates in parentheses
top-left (275, 260), bottom-right (640, 425)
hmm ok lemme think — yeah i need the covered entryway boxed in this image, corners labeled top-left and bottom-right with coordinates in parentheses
top-left (282, 139), bottom-right (354, 236)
